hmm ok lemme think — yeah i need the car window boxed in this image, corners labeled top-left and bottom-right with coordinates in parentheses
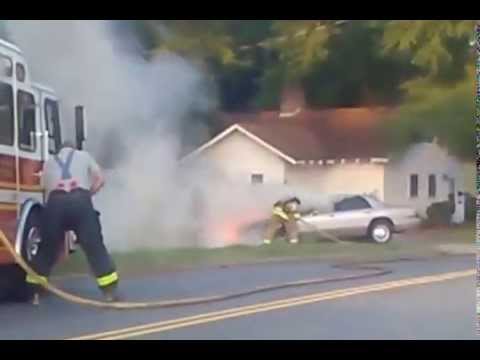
top-left (364, 196), bottom-right (384, 208)
top-left (334, 196), bottom-right (372, 212)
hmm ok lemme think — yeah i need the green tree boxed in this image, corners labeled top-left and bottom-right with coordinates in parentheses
top-left (381, 20), bottom-right (476, 160)
top-left (146, 20), bottom-right (237, 66)
top-left (254, 20), bottom-right (339, 108)
top-left (256, 20), bottom-right (415, 109)
top-left (212, 21), bottom-right (274, 110)
top-left (138, 20), bottom-right (278, 111)
top-left (384, 66), bottom-right (475, 161)
top-left (304, 21), bottom-right (416, 107)
top-left (270, 20), bottom-right (339, 80)
top-left (382, 20), bottom-right (475, 76)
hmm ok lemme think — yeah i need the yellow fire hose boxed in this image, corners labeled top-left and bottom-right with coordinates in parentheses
top-left (297, 219), bottom-right (348, 245)
top-left (0, 229), bottom-right (394, 310)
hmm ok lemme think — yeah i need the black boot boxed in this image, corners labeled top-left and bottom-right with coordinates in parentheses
top-left (21, 283), bottom-right (42, 305)
top-left (100, 282), bottom-right (121, 302)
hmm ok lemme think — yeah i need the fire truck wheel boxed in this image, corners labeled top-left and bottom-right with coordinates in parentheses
top-left (0, 265), bottom-right (31, 302)
top-left (0, 209), bottom-right (42, 303)
top-left (21, 209), bottom-right (43, 266)
top-left (0, 265), bottom-right (15, 301)
top-left (0, 209), bottom-right (44, 302)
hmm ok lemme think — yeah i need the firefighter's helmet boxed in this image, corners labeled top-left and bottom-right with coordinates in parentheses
top-left (286, 197), bottom-right (301, 205)
top-left (274, 196), bottom-right (301, 208)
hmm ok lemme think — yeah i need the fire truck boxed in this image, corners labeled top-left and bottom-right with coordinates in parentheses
top-left (0, 38), bottom-right (86, 298)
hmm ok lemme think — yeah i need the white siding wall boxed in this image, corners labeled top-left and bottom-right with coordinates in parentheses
top-left (462, 162), bottom-right (476, 195)
top-left (194, 133), bottom-right (465, 218)
top-left (384, 143), bottom-right (464, 216)
top-left (285, 163), bottom-right (385, 200)
top-left (200, 131), bottom-right (286, 184)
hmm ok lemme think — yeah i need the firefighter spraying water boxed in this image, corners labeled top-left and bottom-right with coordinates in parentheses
top-left (263, 197), bottom-right (302, 245)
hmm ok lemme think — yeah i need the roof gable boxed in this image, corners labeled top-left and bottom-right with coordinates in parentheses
top-left (181, 124), bottom-right (297, 164)
top-left (183, 107), bottom-right (394, 163)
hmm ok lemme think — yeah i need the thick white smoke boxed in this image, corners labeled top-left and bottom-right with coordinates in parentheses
top-left (7, 20), bottom-right (339, 251)
top-left (8, 20), bottom-right (217, 250)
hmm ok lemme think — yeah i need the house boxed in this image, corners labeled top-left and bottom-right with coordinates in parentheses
top-left (182, 90), bottom-right (467, 221)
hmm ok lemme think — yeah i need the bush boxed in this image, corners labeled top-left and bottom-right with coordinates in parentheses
top-left (464, 193), bottom-right (476, 222)
top-left (426, 201), bottom-right (454, 226)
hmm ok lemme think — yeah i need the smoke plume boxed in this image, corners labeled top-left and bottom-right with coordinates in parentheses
top-left (7, 20), bottom-right (337, 251)
top-left (8, 20), bottom-right (216, 249)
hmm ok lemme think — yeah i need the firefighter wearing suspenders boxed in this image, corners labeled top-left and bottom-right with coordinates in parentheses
top-left (263, 197), bottom-right (301, 245)
top-left (26, 141), bottom-right (120, 302)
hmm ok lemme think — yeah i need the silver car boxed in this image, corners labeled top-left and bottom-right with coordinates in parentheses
top-left (299, 195), bottom-right (421, 244)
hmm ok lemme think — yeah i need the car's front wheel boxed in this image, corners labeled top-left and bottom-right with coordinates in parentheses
top-left (368, 219), bottom-right (393, 244)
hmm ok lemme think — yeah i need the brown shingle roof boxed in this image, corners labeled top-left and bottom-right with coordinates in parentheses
top-left (218, 107), bottom-right (394, 161)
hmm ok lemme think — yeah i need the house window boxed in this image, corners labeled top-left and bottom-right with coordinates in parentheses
top-left (409, 174), bottom-right (419, 198)
top-left (428, 174), bottom-right (436, 198)
top-left (251, 174), bottom-right (263, 185)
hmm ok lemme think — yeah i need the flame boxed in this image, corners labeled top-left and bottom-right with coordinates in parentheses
top-left (220, 222), bottom-right (240, 244)
top-left (208, 209), bottom-right (267, 246)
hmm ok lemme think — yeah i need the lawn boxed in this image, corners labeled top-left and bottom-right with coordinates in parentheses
top-left (53, 223), bottom-right (475, 278)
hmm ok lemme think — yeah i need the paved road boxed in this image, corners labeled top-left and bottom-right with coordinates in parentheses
top-left (0, 255), bottom-right (476, 340)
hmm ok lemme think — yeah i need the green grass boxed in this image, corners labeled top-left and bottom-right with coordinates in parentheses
top-left (53, 223), bottom-right (475, 278)
top-left (416, 223), bottom-right (475, 244)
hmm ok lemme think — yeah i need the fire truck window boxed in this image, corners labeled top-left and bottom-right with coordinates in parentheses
top-left (1, 56), bottom-right (13, 77)
top-left (0, 82), bottom-right (14, 146)
top-left (45, 99), bottom-right (61, 154)
top-left (16, 63), bottom-right (26, 82)
top-left (17, 90), bottom-right (36, 151)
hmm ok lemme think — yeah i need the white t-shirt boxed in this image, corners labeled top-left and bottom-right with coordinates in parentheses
top-left (42, 147), bottom-right (101, 196)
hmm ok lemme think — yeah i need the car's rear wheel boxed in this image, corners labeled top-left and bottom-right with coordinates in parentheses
top-left (368, 219), bottom-right (393, 244)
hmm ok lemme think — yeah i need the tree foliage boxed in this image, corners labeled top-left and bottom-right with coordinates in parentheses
top-left (269, 20), bottom-right (338, 80)
top-left (381, 20), bottom-right (476, 160)
top-left (3, 20), bottom-right (473, 158)
top-left (303, 21), bottom-right (416, 107)
top-left (382, 20), bottom-right (475, 75)
top-left (146, 20), bottom-right (237, 66)
top-left (384, 66), bottom-right (475, 161)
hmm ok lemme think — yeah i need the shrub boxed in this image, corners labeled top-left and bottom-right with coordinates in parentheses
top-left (464, 193), bottom-right (476, 222)
top-left (426, 201), bottom-right (454, 226)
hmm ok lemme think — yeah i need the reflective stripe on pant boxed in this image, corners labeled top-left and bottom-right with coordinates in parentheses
top-left (29, 189), bottom-right (118, 289)
top-left (26, 274), bottom-right (47, 285)
top-left (97, 271), bottom-right (119, 288)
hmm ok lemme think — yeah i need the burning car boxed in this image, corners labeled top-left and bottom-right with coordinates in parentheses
top-left (240, 194), bottom-right (421, 245)
top-left (299, 195), bottom-right (421, 244)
